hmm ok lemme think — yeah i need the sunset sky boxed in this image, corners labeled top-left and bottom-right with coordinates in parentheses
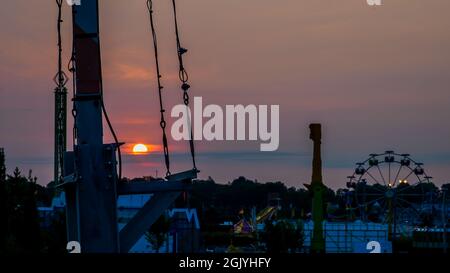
top-left (1, 0), bottom-right (450, 189)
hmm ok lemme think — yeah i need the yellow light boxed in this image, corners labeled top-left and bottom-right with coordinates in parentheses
top-left (132, 144), bottom-right (149, 154)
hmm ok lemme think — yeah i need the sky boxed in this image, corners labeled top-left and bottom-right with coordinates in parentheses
top-left (1, 0), bottom-right (450, 189)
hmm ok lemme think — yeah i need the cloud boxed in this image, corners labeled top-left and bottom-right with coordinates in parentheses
top-left (116, 63), bottom-right (153, 81)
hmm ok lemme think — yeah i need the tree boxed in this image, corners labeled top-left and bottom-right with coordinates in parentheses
top-left (264, 220), bottom-right (304, 253)
top-left (145, 214), bottom-right (171, 253)
top-left (442, 183), bottom-right (450, 192)
top-left (2, 167), bottom-right (42, 253)
top-left (0, 148), bottom-right (7, 252)
top-left (0, 151), bottom-right (65, 254)
top-left (0, 148), bottom-right (5, 182)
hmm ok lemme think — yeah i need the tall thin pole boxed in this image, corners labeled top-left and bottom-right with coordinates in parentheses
top-left (0, 148), bottom-right (5, 182)
top-left (64, 0), bottom-right (119, 252)
top-left (443, 189), bottom-right (447, 254)
top-left (309, 124), bottom-right (325, 253)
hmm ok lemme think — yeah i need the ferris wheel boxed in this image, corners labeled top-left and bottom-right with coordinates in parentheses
top-left (345, 151), bottom-right (435, 238)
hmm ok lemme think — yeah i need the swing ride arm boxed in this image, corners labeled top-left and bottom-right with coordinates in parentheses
top-left (117, 179), bottom-right (192, 195)
top-left (62, 0), bottom-right (194, 253)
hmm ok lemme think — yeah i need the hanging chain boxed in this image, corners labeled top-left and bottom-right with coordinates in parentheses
top-left (171, 0), bottom-right (197, 171)
top-left (69, 59), bottom-right (77, 147)
top-left (55, 0), bottom-right (68, 88)
top-left (147, 0), bottom-right (171, 176)
top-left (68, 11), bottom-right (77, 148)
top-left (54, 0), bottom-right (68, 185)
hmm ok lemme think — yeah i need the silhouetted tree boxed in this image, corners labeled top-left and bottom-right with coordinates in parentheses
top-left (145, 215), bottom-right (171, 253)
top-left (190, 177), bottom-right (313, 226)
top-left (0, 148), bottom-right (7, 253)
top-left (263, 220), bottom-right (303, 253)
top-left (2, 167), bottom-right (42, 253)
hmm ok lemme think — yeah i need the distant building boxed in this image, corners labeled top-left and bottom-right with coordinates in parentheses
top-left (412, 227), bottom-right (450, 252)
top-left (37, 192), bottom-right (66, 229)
top-left (169, 208), bottom-right (201, 253)
top-left (41, 192), bottom-right (201, 253)
top-left (303, 220), bottom-right (392, 253)
top-left (117, 194), bottom-right (201, 253)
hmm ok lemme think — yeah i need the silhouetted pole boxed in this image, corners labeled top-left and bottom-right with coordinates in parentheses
top-left (442, 189), bottom-right (447, 254)
top-left (309, 124), bottom-right (325, 253)
top-left (0, 148), bottom-right (5, 183)
top-left (65, 0), bottom-right (120, 252)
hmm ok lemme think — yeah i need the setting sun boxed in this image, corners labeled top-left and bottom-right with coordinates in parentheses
top-left (132, 143), bottom-right (149, 154)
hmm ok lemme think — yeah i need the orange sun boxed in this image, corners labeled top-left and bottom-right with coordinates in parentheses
top-left (132, 143), bottom-right (149, 154)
